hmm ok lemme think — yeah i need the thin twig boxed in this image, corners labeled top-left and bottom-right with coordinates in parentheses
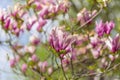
top-left (60, 58), bottom-right (68, 80)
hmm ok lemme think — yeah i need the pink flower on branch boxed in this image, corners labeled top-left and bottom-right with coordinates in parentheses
top-left (21, 64), bottom-right (27, 73)
top-left (31, 54), bottom-right (38, 62)
top-left (49, 28), bottom-right (76, 57)
top-left (37, 18), bottom-right (47, 32)
top-left (29, 35), bottom-right (40, 45)
top-left (4, 18), bottom-right (11, 30)
top-left (106, 34), bottom-right (120, 53)
top-left (91, 48), bottom-right (100, 59)
top-left (9, 59), bottom-right (16, 68)
top-left (77, 8), bottom-right (97, 25)
top-left (95, 20), bottom-right (115, 37)
top-left (90, 35), bottom-right (103, 48)
top-left (38, 61), bottom-right (48, 72)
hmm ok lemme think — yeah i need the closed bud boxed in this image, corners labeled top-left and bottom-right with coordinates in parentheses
top-left (31, 54), bottom-right (38, 62)
top-left (29, 35), bottom-right (40, 45)
top-left (48, 67), bottom-right (53, 75)
top-left (25, 46), bottom-right (36, 54)
top-left (10, 59), bottom-right (16, 68)
top-left (109, 54), bottom-right (115, 61)
top-left (21, 64), bottom-right (27, 73)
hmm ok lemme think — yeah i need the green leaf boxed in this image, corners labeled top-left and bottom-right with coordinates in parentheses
top-left (35, 45), bottom-right (50, 61)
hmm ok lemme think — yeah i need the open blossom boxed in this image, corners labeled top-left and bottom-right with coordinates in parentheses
top-left (105, 34), bottom-right (120, 53)
top-left (105, 21), bottom-right (115, 34)
top-left (49, 28), bottom-right (76, 56)
top-left (38, 0), bottom-right (69, 19)
top-left (95, 20), bottom-right (115, 37)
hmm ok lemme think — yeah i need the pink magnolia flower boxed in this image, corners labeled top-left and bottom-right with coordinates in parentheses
top-left (48, 5), bottom-right (58, 14)
top-left (10, 59), bottom-right (16, 68)
top-left (58, 3), bottom-right (68, 13)
top-left (48, 67), bottom-right (53, 75)
top-left (25, 46), bottom-right (36, 54)
top-left (21, 64), bottom-right (27, 73)
top-left (39, 7), bottom-right (49, 18)
top-left (105, 34), bottom-right (120, 53)
top-left (31, 54), bottom-right (38, 62)
top-left (95, 20), bottom-right (106, 37)
top-left (37, 18), bottom-right (47, 32)
top-left (90, 35), bottom-right (103, 48)
top-left (34, 1), bottom-right (43, 11)
top-left (109, 54), bottom-right (115, 61)
top-left (49, 28), bottom-right (76, 56)
top-left (91, 48), bottom-right (100, 59)
top-left (105, 21), bottom-right (115, 34)
top-left (101, 58), bottom-right (108, 68)
top-left (0, 15), bottom-right (5, 22)
top-left (26, 20), bottom-right (36, 31)
top-left (95, 20), bottom-right (115, 37)
top-left (29, 35), bottom-right (40, 45)
top-left (77, 8), bottom-right (97, 25)
top-left (38, 61), bottom-right (48, 72)
top-left (4, 18), bottom-right (11, 30)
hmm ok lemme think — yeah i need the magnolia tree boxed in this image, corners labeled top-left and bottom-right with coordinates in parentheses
top-left (0, 0), bottom-right (120, 80)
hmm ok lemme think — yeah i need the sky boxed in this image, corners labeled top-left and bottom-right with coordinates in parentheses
top-left (0, 0), bottom-right (13, 8)
top-left (0, 0), bottom-right (22, 80)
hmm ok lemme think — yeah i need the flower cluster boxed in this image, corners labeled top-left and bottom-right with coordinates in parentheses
top-left (31, 0), bottom-right (70, 19)
top-left (95, 20), bottom-right (115, 37)
top-left (0, 0), bottom-right (120, 80)
top-left (77, 8), bottom-right (97, 25)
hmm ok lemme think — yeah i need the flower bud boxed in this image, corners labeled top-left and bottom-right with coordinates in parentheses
top-left (29, 35), bottom-right (40, 45)
top-left (37, 18), bottom-right (47, 32)
top-left (38, 61), bottom-right (48, 72)
top-left (10, 59), bottom-right (16, 68)
top-left (25, 46), bottom-right (36, 54)
top-left (21, 64), bottom-right (27, 73)
top-left (31, 54), bottom-right (38, 62)
top-left (35, 2), bottom-right (42, 11)
top-left (109, 54), bottom-right (115, 61)
top-left (91, 49), bottom-right (100, 59)
top-left (48, 67), bottom-right (53, 75)
top-left (39, 7), bottom-right (49, 18)
top-left (4, 18), bottom-right (10, 30)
